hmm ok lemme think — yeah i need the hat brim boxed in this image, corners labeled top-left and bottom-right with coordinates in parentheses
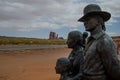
top-left (78, 11), bottom-right (111, 22)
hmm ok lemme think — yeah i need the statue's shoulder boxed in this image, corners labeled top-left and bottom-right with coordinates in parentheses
top-left (96, 33), bottom-right (116, 51)
top-left (101, 33), bottom-right (114, 43)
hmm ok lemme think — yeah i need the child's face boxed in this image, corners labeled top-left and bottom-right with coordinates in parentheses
top-left (55, 62), bottom-right (66, 74)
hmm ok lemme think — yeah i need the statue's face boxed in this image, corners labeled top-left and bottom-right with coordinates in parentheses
top-left (66, 37), bottom-right (75, 48)
top-left (84, 16), bottom-right (98, 31)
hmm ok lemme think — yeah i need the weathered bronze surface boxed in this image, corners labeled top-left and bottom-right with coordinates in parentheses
top-left (79, 4), bottom-right (120, 80)
top-left (55, 31), bottom-right (84, 80)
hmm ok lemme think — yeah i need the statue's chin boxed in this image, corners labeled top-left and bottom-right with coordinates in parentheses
top-left (86, 28), bottom-right (95, 32)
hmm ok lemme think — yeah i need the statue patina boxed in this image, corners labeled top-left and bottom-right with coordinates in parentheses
top-left (78, 4), bottom-right (120, 80)
top-left (55, 31), bottom-right (87, 80)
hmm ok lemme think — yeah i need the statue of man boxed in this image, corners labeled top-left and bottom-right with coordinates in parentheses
top-left (78, 4), bottom-right (120, 80)
top-left (55, 31), bottom-right (86, 80)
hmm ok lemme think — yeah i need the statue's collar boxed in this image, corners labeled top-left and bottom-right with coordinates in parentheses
top-left (92, 30), bottom-right (105, 40)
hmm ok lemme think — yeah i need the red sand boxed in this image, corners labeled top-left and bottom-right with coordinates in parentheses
top-left (0, 48), bottom-right (71, 80)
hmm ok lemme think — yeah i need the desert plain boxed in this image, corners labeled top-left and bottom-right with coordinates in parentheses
top-left (0, 48), bottom-right (71, 80)
top-left (0, 47), bottom-right (120, 80)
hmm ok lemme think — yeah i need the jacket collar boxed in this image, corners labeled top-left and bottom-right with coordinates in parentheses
top-left (92, 30), bottom-right (105, 40)
top-left (90, 26), bottom-right (105, 40)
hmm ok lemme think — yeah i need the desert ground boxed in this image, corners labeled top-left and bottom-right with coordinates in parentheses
top-left (0, 48), bottom-right (71, 80)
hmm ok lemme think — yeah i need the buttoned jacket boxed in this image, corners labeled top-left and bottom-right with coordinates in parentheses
top-left (84, 30), bottom-right (120, 80)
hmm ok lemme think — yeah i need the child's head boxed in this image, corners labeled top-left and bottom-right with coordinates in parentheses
top-left (55, 57), bottom-right (71, 74)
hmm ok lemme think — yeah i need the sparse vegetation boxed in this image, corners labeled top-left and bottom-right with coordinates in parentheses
top-left (0, 36), bottom-right (66, 45)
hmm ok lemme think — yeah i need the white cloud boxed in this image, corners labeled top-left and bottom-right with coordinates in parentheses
top-left (107, 32), bottom-right (118, 36)
top-left (0, 0), bottom-right (120, 31)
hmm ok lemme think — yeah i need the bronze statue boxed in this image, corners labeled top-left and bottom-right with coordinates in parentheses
top-left (55, 31), bottom-right (86, 80)
top-left (78, 4), bottom-right (120, 80)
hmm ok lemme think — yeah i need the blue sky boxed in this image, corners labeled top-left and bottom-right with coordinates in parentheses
top-left (0, 0), bottom-right (120, 39)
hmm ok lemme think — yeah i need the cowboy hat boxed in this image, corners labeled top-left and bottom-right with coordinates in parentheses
top-left (78, 4), bottom-right (111, 22)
